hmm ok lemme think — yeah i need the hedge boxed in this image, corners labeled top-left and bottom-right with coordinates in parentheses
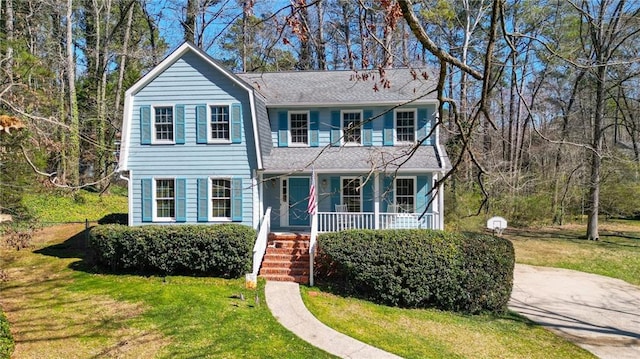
top-left (315, 229), bottom-right (514, 314)
top-left (0, 310), bottom-right (13, 359)
top-left (90, 224), bottom-right (255, 278)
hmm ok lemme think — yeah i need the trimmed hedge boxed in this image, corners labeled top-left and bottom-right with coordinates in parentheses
top-left (90, 224), bottom-right (255, 278)
top-left (0, 310), bottom-right (13, 359)
top-left (315, 229), bottom-right (514, 314)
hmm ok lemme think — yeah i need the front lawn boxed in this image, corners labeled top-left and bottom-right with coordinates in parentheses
top-left (0, 224), bottom-right (333, 358)
top-left (506, 222), bottom-right (640, 286)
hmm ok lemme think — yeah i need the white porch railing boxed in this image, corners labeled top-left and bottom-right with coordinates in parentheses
top-left (251, 207), bottom-right (271, 276)
top-left (317, 211), bottom-right (439, 232)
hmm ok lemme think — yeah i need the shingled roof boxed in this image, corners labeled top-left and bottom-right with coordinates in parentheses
top-left (237, 69), bottom-right (437, 107)
top-left (262, 145), bottom-right (449, 173)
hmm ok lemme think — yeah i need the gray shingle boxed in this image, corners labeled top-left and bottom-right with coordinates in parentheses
top-left (237, 69), bottom-right (437, 107)
top-left (262, 146), bottom-right (449, 173)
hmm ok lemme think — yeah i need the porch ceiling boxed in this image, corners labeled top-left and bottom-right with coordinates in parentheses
top-left (262, 146), bottom-right (448, 173)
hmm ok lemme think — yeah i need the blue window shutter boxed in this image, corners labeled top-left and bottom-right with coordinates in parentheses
top-left (141, 178), bottom-right (152, 222)
top-left (330, 110), bottom-right (340, 147)
top-left (175, 105), bottom-right (185, 144)
top-left (416, 175), bottom-right (430, 214)
top-left (231, 103), bottom-right (242, 143)
top-left (363, 177), bottom-right (374, 212)
top-left (231, 177), bottom-right (243, 222)
top-left (197, 178), bottom-right (208, 222)
top-left (383, 111), bottom-right (394, 146)
top-left (383, 176), bottom-right (394, 211)
top-left (418, 108), bottom-right (428, 146)
top-left (175, 178), bottom-right (187, 222)
top-left (140, 106), bottom-right (151, 145)
top-left (278, 111), bottom-right (288, 147)
top-left (363, 110), bottom-right (373, 146)
top-left (309, 111), bottom-right (319, 147)
top-left (330, 177), bottom-right (340, 210)
top-left (196, 105), bottom-right (207, 144)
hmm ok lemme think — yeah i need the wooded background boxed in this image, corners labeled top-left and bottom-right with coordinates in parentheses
top-left (1, 0), bottom-right (639, 240)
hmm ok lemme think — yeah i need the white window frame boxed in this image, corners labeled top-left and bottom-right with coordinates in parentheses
top-left (208, 102), bottom-right (232, 144)
top-left (394, 108), bottom-right (417, 144)
top-left (341, 176), bottom-right (362, 213)
top-left (152, 104), bottom-right (175, 144)
top-left (152, 177), bottom-right (176, 222)
top-left (394, 176), bottom-right (417, 213)
top-left (341, 110), bottom-right (363, 146)
top-left (209, 177), bottom-right (233, 221)
top-left (288, 111), bottom-right (310, 147)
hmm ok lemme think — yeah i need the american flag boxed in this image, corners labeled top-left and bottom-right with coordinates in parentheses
top-left (307, 168), bottom-right (317, 215)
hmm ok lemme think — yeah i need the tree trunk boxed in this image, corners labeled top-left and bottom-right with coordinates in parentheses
top-left (183, 0), bottom-right (197, 43)
top-left (65, 0), bottom-right (80, 185)
top-left (315, 0), bottom-right (326, 70)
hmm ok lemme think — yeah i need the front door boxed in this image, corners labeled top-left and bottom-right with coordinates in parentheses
top-left (289, 177), bottom-right (310, 227)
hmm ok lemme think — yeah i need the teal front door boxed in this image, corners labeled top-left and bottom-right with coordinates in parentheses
top-left (289, 177), bottom-right (310, 227)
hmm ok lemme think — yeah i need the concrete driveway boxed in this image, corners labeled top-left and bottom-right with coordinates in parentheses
top-left (510, 264), bottom-right (640, 359)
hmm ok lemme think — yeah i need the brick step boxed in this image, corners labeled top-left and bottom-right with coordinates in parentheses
top-left (263, 253), bottom-right (310, 262)
top-left (261, 260), bottom-right (309, 269)
top-left (259, 267), bottom-right (309, 276)
top-left (268, 233), bottom-right (310, 241)
top-left (264, 247), bottom-right (308, 256)
top-left (260, 274), bottom-right (309, 284)
top-left (268, 240), bottom-right (310, 250)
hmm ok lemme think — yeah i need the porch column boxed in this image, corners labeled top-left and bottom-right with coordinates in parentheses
top-left (374, 172), bottom-right (380, 229)
top-left (438, 171), bottom-right (445, 230)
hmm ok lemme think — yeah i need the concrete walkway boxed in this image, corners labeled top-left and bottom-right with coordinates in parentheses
top-left (265, 281), bottom-right (402, 359)
top-left (510, 264), bottom-right (640, 359)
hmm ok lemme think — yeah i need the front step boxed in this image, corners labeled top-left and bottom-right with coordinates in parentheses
top-left (260, 233), bottom-right (311, 284)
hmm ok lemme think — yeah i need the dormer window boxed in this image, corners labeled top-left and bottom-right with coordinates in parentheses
top-left (154, 106), bottom-right (174, 142)
top-left (342, 111), bottom-right (362, 145)
top-left (289, 111), bottom-right (309, 146)
top-left (395, 109), bottom-right (416, 143)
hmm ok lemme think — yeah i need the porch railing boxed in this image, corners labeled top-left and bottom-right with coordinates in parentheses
top-left (317, 211), bottom-right (438, 232)
top-left (251, 207), bottom-right (271, 276)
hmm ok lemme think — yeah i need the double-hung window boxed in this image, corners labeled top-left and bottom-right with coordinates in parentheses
top-left (395, 109), bottom-right (416, 143)
top-left (154, 106), bottom-right (174, 142)
top-left (342, 177), bottom-right (362, 212)
top-left (155, 178), bottom-right (175, 219)
top-left (210, 105), bottom-right (230, 141)
top-left (395, 177), bottom-right (415, 213)
top-left (211, 178), bottom-right (231, 219)
top-left (342, 111), bottom-right (362, 145)
top-left (289, 112), bottom-right (309, 146)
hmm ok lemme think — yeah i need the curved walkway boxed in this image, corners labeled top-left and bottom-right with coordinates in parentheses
top-left (510, 264), bottom-right (640, 359)
top-left (265, 281), bottom-right (401, 359)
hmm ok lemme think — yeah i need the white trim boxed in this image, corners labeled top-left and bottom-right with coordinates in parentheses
top-left (340, 176), bottom-right (363, 212)
top-left (340, 109), bottom-right (363, 146)
top-left (206, 102), bottom-right (233, 144)
top-left (208, 176), bottom-right (233, 222)
top-left (288, 110), bottom-right (310, 147)
top-left (264, 100), bottom-right (438, 108)
top-left (152, 177), bottom-right (177, 222)
top-left (394, 108), bottom-right (418, 145)
top-left (394, 176), bottom-right (417, 213)
top-left (151, 104), bottom-right (176, 144)
top-left (249, 92), bottom-right (263, 169)
top-left (118, 90), bottom-right (133, 171)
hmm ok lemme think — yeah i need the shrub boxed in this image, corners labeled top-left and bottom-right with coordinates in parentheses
top-left (90, 224), bottom-right (255, 278)
top-left (315, 229), bottom-right (514, 314)
top-left (0, 310), bottom-right (14, 359)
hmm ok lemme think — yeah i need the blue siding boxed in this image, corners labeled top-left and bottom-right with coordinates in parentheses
top-left (128, 52), bottom-right (257, 226)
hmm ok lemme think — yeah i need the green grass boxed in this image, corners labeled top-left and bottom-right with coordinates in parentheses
top-left (506, 222), bottom-right (640, 286)
top-left (0, 224), bottom-right (334, 358)
top-left (0, 310), bottom-right (13, 359)
top-left (22, 188), bottom-right (128, 223)
top-left (301, 287), bottom-right (593, 359)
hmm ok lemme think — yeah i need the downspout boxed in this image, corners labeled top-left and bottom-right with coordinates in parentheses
top-left (119, 170), bottom-right (133, 226)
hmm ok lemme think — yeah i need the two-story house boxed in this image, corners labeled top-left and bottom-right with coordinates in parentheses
top-left (118, 41), bottom-right (449, 235)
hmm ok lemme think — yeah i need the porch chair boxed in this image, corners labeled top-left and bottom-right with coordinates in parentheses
top-left (385, 204), bottom-right (398, 229)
